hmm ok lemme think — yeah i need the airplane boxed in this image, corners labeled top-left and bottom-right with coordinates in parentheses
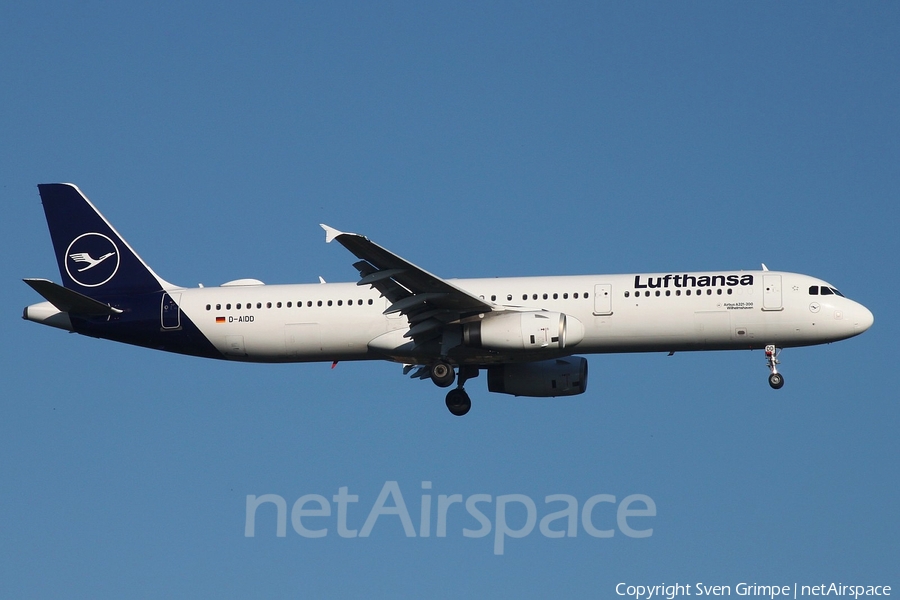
top-left (23, 183), bottom-right (874, 416)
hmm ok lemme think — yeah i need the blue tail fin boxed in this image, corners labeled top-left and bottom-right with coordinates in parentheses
top-left (37, 183), bottom-right (171, 298)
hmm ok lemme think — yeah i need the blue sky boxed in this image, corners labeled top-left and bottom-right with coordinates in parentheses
top-left (2, 2), bottom-right (898, 598)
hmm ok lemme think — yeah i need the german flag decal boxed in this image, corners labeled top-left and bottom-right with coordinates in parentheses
top-left (216, 316), bottom-right (225, 323)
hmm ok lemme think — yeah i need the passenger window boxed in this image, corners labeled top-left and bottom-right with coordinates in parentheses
top-left (368, 299), bottom-right (373, 305)
top-left (532, 294), bottom-right (538, 300)
top-left (236, 303), bottom-right (241, 309)
top-left (338, 300), bottom-right (343, 306)
top-left (205, 304), bottom-right (211, 310)
top-left (624, 291), bottom-right (630, 298)
top-left (574, 293), bottom-right (579, 299)
top-left (543, 293), bottom-right (548, 300)
top-left (655, 290), bottom-right (660, 297)
top-left (563, 293), bottom-right (568, 299)
top-left (216, 304), bottom-right (221, 310)
top-left (317, 300), bottom-right (322, 307)
top-left (553, 293), bottom-right (558, 300)
top-left (327, 300), bottom-right (333, 306)
top-left (267, 302), bottom-right (272, 308)
top-left (277, 302), bottom-right (282, 308)
top-left (507, 294), bottom-right (513, 301)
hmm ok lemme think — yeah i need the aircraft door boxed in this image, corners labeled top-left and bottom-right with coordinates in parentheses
top-left (225, 335), bottom-right (246, 357)
top-left (161, 292), bottom-right (181, 329)
top-left (593, 284), bottom-right (612, 315)
top-left (762, 275), bottom-right (783, 311)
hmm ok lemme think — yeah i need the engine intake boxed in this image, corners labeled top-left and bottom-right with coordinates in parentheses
top-left (463, 311), bottom-right (584, 351)
top-left (487, 357), bottom-right (588, 397)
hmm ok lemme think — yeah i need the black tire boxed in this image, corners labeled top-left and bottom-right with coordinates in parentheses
top-left (768, 372), bottom-right (785, 390)
top-left (430, 362), bottom-right (455, 388)
top-left (445, 389), bottom-right (471, 416)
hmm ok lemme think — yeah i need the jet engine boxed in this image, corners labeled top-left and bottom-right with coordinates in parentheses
top-left (487, 357), bottom-right (588, 397)
top-left (463, 311), bottom-right (584, 351)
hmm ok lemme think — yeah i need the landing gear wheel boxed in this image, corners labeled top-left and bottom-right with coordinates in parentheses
top-left (764, 344), bottom-right (784, 390)
top-left (768, 372), bottom-right (784, 389)
top-left (430, 361), bottom-right (455, 388)
top-left (445, 388), bottom-right (471, 416)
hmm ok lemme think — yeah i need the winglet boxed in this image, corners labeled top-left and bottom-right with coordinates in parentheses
top-left (320, 224), bottom-right (344, 244)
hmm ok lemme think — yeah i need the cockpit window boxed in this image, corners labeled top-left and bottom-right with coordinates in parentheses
top-left (810, 285), bottom-right (845, 297)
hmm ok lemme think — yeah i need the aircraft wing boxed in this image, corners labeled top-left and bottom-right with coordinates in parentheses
top-left (321, 225), bottom-right (496, 345)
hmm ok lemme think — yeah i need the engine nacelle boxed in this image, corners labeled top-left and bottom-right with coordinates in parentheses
top-left (487, 357), bottom-right (588, 397)
top-left (463, 311), bottom-right (584, 351)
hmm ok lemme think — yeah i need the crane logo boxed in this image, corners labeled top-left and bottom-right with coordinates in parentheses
top-left (65, 233), bottom-right (120, 287)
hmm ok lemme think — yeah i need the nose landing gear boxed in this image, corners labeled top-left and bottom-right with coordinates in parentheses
top-left (765, 345), bottom-right (784, 389)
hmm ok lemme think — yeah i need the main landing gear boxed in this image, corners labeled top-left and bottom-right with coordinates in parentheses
top-left (430, 361), bottom-right (473, 416)
top-left (445, 388), bottom-right (471, 417)
top-left (765, 344), bottom-right (785, 389)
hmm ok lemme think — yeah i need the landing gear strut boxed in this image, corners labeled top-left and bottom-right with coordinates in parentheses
top-left (765, 345), bottom-right (784, 389)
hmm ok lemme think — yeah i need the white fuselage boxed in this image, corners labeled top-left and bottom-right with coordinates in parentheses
top-left (175, 270), bottom-right (873, 364)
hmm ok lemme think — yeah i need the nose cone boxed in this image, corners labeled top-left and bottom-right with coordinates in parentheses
top-left (853, 303), bottom-right (874, 333)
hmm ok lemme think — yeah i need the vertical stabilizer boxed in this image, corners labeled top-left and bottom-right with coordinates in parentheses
top-left (37, 183), bottom-right (172, 297)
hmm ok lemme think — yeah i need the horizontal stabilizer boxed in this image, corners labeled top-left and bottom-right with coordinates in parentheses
top-left (23, 278), bottom-right (123, 316)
